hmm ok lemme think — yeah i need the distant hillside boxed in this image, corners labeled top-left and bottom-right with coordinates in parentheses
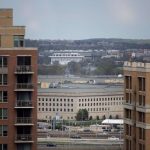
top-left (25, 38), bottom-right (150, 51)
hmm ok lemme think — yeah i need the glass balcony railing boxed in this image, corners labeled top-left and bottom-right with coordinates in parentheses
top-left (15, 83), bottom-right (34, 90)
top-left (15, 134), bottom-right (32, 142)
top-left (16, 100), bottom-right (32, 107)
top-left (16, 117), bottom-right (32, 124)
top-left (15, 65), bottom-right (33, 73)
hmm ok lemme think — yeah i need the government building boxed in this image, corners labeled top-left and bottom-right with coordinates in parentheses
top-left (0, 9), bottom-right (37, 150)
top-left (49, 52), bottom-right (84, 65)
top-left (38, 76), bottom-right (124, 121)
top-left (124, 61), bottom-right (150, 150)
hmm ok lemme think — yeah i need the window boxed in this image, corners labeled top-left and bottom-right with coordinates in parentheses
top-left (139, 128), bottom-right (145, 140)
top-left (126, 139), bottom-right (131, 150)
top-left (125, 76), bottom-right (132, 89)
top-left (0, 91), bottom-right (7, 102)
top-left (14, 35), bottom-right (24, 47)
top-left (125, 109), bottom-right (131, 119)
top-left (0, 56), bottom-right (7, 67)
top-left (0, 144), bottom-right (7, 150)
top-left (138, 112), bottom-right (145, 123)
top-left (0, 108), bottom-right (7, 119)
top-left (0, 74), bottom-right (7, 85)
top-left (139, 95), bottom-right (145, 106)
top-left (138, 77), bottom-right (145, 91)
top-left (0, 125), bottom-right (8, 136)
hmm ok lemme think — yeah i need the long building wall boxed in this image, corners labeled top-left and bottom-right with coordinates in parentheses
top-left (37, 91), bottom-right (124, 120)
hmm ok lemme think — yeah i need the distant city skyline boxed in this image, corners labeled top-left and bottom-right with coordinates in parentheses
top-left (1, 0), bottom-right (150, 40)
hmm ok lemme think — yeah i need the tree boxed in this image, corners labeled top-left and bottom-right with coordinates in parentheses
top-left (96, 116), bottom-right (100, 120)
top-left (109, 115), bottom-right (112, 119)
top-left (115, 114), bottom-right (119, 119)
top-left (76, 109), bottom-right (89, 121)
top-left (89, 116), bottom-right (93, 120)
top-left (102, 115), bottom-right (106, 120)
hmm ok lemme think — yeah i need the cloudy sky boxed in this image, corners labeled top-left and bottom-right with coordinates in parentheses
top-left (1, 0), bottom-right (150, 40)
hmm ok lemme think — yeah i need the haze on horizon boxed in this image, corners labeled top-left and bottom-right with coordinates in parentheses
top-left (1, 0), bottom-right (150, 40)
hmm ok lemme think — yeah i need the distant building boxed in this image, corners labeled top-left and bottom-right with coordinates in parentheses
top-left (37, 77), bottom-right (124, 121)
top-left (0, 9), bottom-right (37, 150)
top-left (49, 52), bottom-right (84, 65)
top-left (124, 61), bottom-right (150, 150)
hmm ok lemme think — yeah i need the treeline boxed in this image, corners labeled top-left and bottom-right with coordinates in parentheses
top-left (25, 38), bottom-right (150, 51)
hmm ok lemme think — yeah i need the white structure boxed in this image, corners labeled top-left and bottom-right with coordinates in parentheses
top-left (102, 119), bottom-right (124, 125)
top-left (49, 52), bottom-right (84, 65)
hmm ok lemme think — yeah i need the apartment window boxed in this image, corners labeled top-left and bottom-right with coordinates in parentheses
top-left (17, 56), bottom-right (31, 66)
top-left (126, 139), bottom-right (131, 150)
top-left (125, 109), bottom-right (131, 119)
top-left (0, 56), bottom-right (7, 67)
top-left (0, 144), bottom-right (7, 150)
top-left (138, 112), bottom-right (145, 123)
top-left (139, 128), bottom-right (145, 140)
top-left (138, 77), bottom-right (145, 91)
top-left (125, 76), bottom-right (132, 89)
top-left (0, 91), bottom-right (7, 102)
top-left (139, 95), bottom-right (145, 106)
top-left (14, 35), bottom-right (24, 47)
top-left (139, 143), bottom-right (145, 150)
top-left (0, 125), bottom-right (8, 136)
top-left (0, 74), bottom-right (7, 85)
top-left (0, 108), bottom-right (7, 119)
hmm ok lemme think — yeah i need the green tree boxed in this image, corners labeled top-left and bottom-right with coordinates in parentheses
top-left (76, 109), bottom-right (89, 121)
top-left (89, 116), bottom-right (93, 120)
top-left (102, 115), bottom-right (106, 120)
top-left (109, 115), bottom-right (112, 119)
top-left (96, 116), bottom-right (100, 120)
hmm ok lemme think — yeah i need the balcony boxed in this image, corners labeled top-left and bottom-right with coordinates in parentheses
top-left (124, 118), bottom-right (135, 126)
top-left (15, 100), bottom-right (33, 108)
top-left (136, 105), bottom-right (150, 113)
top-left (15, 134), bottom-right (33, 143)
top-left (15, 65), bottom-right (34, 74)
top-left (124, 102), bottom-right (135, 110)
top-left (15, 117), bottom-right (33, 126)
top-left (15, 83), bottom-right (34, 91)
top-left (136, 121), bottom-right (150, 129)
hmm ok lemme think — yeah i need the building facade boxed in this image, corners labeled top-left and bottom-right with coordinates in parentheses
top-left (124, 61), bottom-right (150, 150)
top-left (49, 52), bottom-right (84, 65)
top-left (38, 84), bottom-right (124, 121)
top-left (0, 9), bottom-right (37, 150)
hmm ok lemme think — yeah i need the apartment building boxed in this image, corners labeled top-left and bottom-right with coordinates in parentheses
top-left (0, 9), bottom-right (37, 150)
top-left (124, 61), bottom-right (150, 150)
top-left (38, 84), bottom-right (124, 120)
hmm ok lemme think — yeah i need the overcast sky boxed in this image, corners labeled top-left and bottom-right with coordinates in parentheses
top-left (1, 0), bottom-right (150, 40)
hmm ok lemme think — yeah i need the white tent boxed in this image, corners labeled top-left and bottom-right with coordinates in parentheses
top-left (102, 119), bottom-right (123, 125)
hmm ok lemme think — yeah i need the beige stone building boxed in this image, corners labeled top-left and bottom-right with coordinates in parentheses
top-left (124, 61), bottom-right (150, 150)
top-left (38, 82), bottom-right (124, 121)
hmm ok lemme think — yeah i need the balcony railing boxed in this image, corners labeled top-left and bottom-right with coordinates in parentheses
top-left (15, 83), bottom-right (34, 90)
top-left (15, 65), bottom-right (33, 73)
top-left (16, 117), bottom-right (32, 124)
top-left (16, 100), bottom-right (32, 107)
top-left (15, 134), bottom-right (33, 142)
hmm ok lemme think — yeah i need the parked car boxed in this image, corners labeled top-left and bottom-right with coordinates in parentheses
top-left (70, 135), bottom-right (81, 139)
top-left (47, 143), bottom-right (57, 147)
top-left (108, 136), bottom-right (119, 140)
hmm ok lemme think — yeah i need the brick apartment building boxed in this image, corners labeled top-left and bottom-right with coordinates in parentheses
top-left (124, 61), bottom-right (150, 150)
top-left (0, 9), bottom-right (37, 150)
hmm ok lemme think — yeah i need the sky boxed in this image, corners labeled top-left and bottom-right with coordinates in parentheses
top-left (1, 0), bottom-right (150, 40)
